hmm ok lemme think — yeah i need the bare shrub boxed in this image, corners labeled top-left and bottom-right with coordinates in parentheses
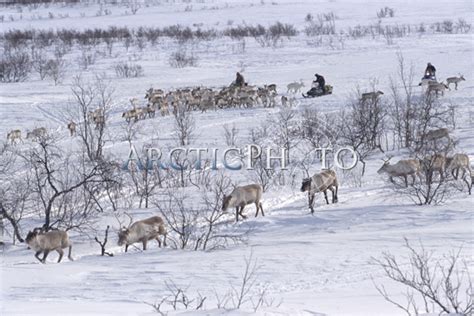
top-left (0, 144), bottom-right (30, 243)
top-left (31, 48), bottom-right (49, 80)
top-left (146, 253), bottom-right (277, 313)
top-left (338, 87), bottom-right (386, 175)
top-left (0, 46), bottom-right (31, 82)
top-left (223, 124), bottom-right (239, 146)
top-left (145, 280), bottom-right (206, 314)
top-left (45, 57), bottom-right (66, 85)
top-left (22, 136), bottom-right (103, 229)
top-left (304, 12), bottom-right (336, 36)
top-left (94, 225), bottom-right (113, 257)
top-left (377, 7), bottom-right (395, 19)
top-left (173, 103), bottom-right (195, 146)
top-left (169, 50), bottom-right (198, 68)
top-left (69, 74), bottom-right (114, 162)
top-left (114, 61), bottom-right (144, 78)
top-left (78, 46), bottom-right (96, 70)
top-left (373, 238), bottom-right (473, 316)
top-left (252, 22), bottom-right (297, 47)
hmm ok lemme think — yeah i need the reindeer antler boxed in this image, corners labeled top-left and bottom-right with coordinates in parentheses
top-left (124, 212), bottom-right (133, 228)
top-left (382, 155), bottom-right (393, 163)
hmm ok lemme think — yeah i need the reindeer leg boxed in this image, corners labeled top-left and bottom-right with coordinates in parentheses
top-left (125, 244), bottom-right (129, 253)
top-left (323, 190), bottom-right (329, 204)
top-left (163, 233), bottom-right (167, 247)
top-left (156, 237), bottom-right (162, 248)
top-left (255, 202), bottom-right (259, 217)
top-left (68, 246), bottom-right (73, 261)
top-left (235, 207), bottom-right (239, 222)
top-left (35, 251), bottom-right (43, 263)
top-left (308, 193), bottom-right (315, 214)
top-left (404, 175), bottom-right (408, 187)
top-left (57, 249), bottom-right (64, 263)
top-left (260, 202), bottom-right (265, 216)
top-left (142, 239), bottom-right (147, 251)
top-left (42, 250), bottom-right (50, 264)
top-left (240, 206), bottom-right (247, 219)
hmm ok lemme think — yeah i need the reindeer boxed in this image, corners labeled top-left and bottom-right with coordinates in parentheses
top-left (426, 82), bottom-right (449, 96)
top-left (222, 184), bottom-right (264, 222)
top-left (145, 88), bottom-right (164, 103)
top-left (446, 153), bottom-right (471, 180)
top-left (93, 114), bottom-right (105, 130)
top-left (420, 154), bottom-right (446, 182)
top-left (117, 215), bottom-right (167, 252)
top-left (26, 127), bottom-right (47, 140)
top-left (130, 97), bottom-right (140, 107)
top-left (281, 96), bottom-right (289, 107)
top-left (146, 104), bottom-right (156, 118)
top-left (446, 75), bottom-right (465, 90)
top-left (67, 121), bottom-right (76, 136)
top-left (88, 108), bottom-right (103, 122)
top-left (122, 109), bottom-right (139, 123)
top-left (287, 80), bottom-right (305, 94)
top-left (25, 228), bottom-right (73, 264)
top-left (422, 128), bottom-right (450, 143)
top-left (264, 84), bottom-right (277, 95)
top-left (7, 129), bottom-right (21, 144)
top-left (377, 157), bottom-right (421, 187)
top-left (300, 169), bottom-right (338, 214)
top-left (360, 91), bottom-right (384, 103)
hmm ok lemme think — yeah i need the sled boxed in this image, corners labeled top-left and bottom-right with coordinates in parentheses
top-left (302, 85), bottom-right (333, 98)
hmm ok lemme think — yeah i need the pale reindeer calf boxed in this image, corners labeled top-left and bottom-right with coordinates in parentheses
top-left (25, 229), bottom-right (73, 264)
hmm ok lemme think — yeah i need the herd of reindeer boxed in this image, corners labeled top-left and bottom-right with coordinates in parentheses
top-left (5, 75), bottom-right (472, 264)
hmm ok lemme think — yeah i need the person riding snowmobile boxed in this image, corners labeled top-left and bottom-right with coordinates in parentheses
top-left (235, 72), bottom-right (245, 87)
top-left (313, 73), bottom-right (326, 93)
top-left (424, 63), bottom-right (436, 79)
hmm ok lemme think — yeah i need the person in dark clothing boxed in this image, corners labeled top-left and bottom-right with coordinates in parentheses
top-left (424, 63), bottom-right (436, 79)
top-left (314, 73), bottom-right (326, 92)
top-left (235, 72), bottom-right (245, 87)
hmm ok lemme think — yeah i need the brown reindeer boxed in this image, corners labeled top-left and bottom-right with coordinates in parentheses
top-left (67, 121), bottom-right (76, 136)
top-left (300, 169), bottom-right (338, 214)
top-left (222, 184), bottom-right (264, 222)
top-left (118, 215), bottom-right (167, 252)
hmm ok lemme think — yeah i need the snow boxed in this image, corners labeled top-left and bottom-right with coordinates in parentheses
top-left (1, 0), bottom-right (473, 315)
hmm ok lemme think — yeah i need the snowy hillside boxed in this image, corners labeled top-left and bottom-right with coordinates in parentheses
top-left (0, 0), bottom-right (473, 315)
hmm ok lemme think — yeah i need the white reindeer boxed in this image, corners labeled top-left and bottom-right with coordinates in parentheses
top-left (446, 153), bottom-right (471, 180)
top-left (377, 158), bottom-right (421, 187)
top-left (287, 80), bottom-right (305, 94)
top-left (7, 129), bottom-right (21, 144)
top-left (25, 228), bottom-right (73, 264)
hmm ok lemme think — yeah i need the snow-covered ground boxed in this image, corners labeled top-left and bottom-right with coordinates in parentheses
top-left (1, 0), bottom-right (473, 315)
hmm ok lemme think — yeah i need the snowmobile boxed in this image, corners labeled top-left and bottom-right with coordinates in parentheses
top-left (302, 85), bottom-right (333, 98)
top-left (419, 74), bottom-right (437, 87)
